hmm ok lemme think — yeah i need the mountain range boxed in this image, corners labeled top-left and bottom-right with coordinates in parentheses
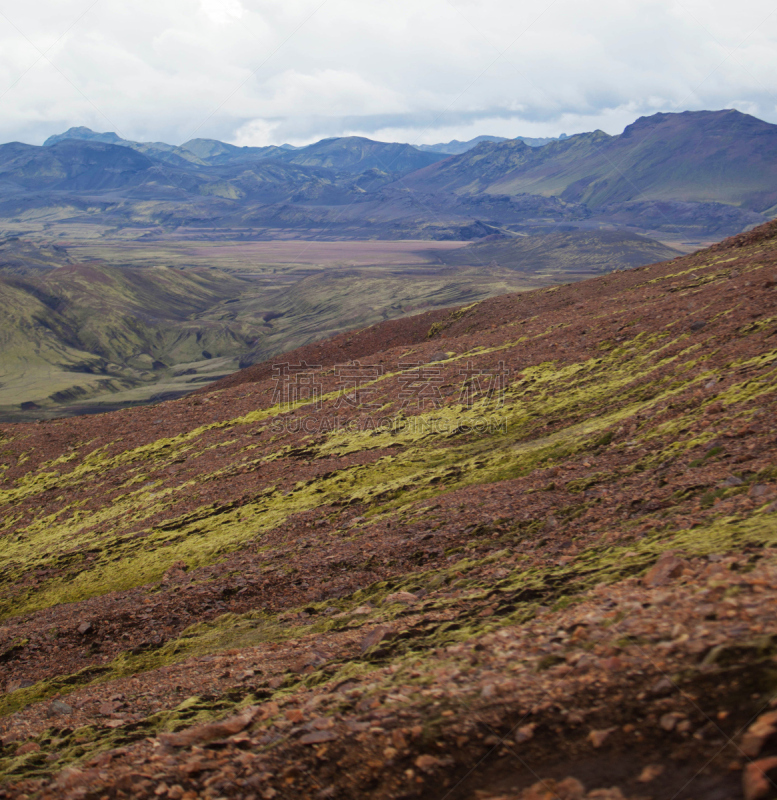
top-left (0, 109), bottom-right (769, 242)
top-left (42, 127), bottom-right (449, 173)
top-left (416, 133), bottom-right (567, 154)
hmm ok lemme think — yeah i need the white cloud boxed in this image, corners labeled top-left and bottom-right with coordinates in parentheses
top-left (200, 0), bottom-right (245, 26)
top-left (0, 0), bottom-right (774, 147)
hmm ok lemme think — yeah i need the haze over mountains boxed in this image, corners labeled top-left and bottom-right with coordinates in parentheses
top-left (0, 109), bottom-right (770, 242)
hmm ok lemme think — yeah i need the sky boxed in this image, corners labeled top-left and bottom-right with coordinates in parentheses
top-left (0, 0), bottom-right (775, 148)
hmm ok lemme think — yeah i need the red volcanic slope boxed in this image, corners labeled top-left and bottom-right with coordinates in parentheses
top-left (0, 222), bottom-right (776, 799)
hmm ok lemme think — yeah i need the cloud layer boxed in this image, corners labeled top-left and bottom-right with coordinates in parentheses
top-left (0, 0), bottom-right (775, 147)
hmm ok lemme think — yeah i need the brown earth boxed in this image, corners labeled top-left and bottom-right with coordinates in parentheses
top-left (0, 221), bottom-right (776, 799)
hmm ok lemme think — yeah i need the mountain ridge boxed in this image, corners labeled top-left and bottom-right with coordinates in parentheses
top-left (402, 109), bottom-right (777, 212)
top-left (0, 109), bottom-right (772, 242)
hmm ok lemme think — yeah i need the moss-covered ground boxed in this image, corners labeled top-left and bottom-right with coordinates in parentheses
top-left (1, 222), bottom-right (777, 798)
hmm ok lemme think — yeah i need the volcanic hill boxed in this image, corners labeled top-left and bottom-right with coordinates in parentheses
top-left (1, 221), bottom-right (777, 798)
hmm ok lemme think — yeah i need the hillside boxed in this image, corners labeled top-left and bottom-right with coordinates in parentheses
top-left (0, 255), bottom-right (258, 417)
top-left (427, 230), bottom-right (682, 274)
top-left (402, 110), bottom-right (777, 213)
top-left (0, 221), bottom-right (776, 798)
top-left (0, 230), bottom-right (681, 418)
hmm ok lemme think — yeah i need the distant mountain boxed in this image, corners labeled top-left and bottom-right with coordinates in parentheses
top-left (15, 110), bottom-right (777, 239)
top-left (402, 110), bottom-right (777, 214)
top-left (181, 135), bottom-right (447, 174)
top-left (417, 135), bottom-right (509, 154)
top-left (417, 133), bottom-right (567, 155)
top-left (43, 126), bottom-right (123, 146)
top-left (0, 140), bottom-right (160, 191)
top-left (0, 139), bottom-right (354, 205)
top-left (179, 138), bottom-right (284, 165)
top-left (42, 127), bottom-right (445, 175)
top-left (268, 136), bottom-right (447, 174)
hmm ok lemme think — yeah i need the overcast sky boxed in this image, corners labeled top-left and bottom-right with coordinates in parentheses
top-left (0, 0), bottom-right (775, 147)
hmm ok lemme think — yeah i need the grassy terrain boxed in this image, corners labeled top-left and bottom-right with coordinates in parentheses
top-left (0, 234), bottom-right (680, 420)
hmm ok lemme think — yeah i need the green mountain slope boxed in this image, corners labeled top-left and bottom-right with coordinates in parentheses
top-left (403, 109), bottom-right (777, 212)
top-left (0, 259), bottom-right (257, 415)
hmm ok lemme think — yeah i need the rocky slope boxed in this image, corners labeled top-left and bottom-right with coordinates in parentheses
top-left (0, 221), bottom-right (776, 798)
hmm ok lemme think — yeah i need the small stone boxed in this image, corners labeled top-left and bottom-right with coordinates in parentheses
top-left (743, 756), bottom-right (777, 800)
top-left (588, 727), bottom-right (616, 748)
top-left (521, 778), bottom-right (585, 799)
top-left (637, 764), bottom-right (664, 783)
top-left (514, 723), bottom-right (536, 744)
top-left (77, 622), bottom-right (93, 635)
top-left (643, 552), bottom-right (686, 587)
top-left (742, 710), bottom-right (777, 757)
top-left (391, 729), bottom-right (407, 750)
top-left (659, 712), bottom-right (686, 731)
top-left (720, 475), bottom-right (744, 487)
top-left (481, 683), bottom-right (495, 699)
top-left (360, 625), bottom-right (394, 655)
top-left (15, 742), bottom-right (41, 756)
top-left (159, 706), bottom-right (258, 747)
top-left (414, 754), bottom-right (439, 772)
top-left (299, 730), bottom-right (337, 745)
top-left (648, 678), bottom-right (676, 697)
top-left (556, 778), bottom-right (586, 799)
top-left (49, 699), bottom-right (73, 716)
top-left (384, 591), bottom-right (418, 605)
